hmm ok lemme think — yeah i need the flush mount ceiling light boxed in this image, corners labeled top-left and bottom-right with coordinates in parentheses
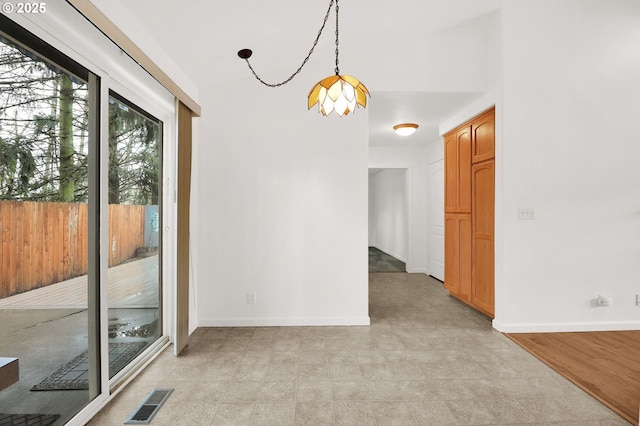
top-left (393, 123), bottom-right (419, 136)
top-left (237, 0), bottom-right (369, 117)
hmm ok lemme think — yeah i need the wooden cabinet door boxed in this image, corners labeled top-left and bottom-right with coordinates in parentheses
top-left (444, 214), bottom-right (457, 294)
top-left (444, 134), bottom-right (457, 213)
top-left (444, 126), bottom-right (471, 213)
top-left (457, 126), bottom-right (472, 213)
top-left (471, 160), bottom-right (495, 317)
top-left (444, 213), bottom-right (472, 302)
top-left (472, 108), bottom-right (495, 163)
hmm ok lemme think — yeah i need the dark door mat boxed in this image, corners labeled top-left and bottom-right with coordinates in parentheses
top-left (0, 414), bottom-right (60, 426)
top-left (369, 247), bottom-right (406, 272)
top-left (31, 342), bottom-right (147, 391)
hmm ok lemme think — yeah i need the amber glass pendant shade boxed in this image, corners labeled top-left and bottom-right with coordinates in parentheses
top-left (308, 74), bottom-right (369, 117)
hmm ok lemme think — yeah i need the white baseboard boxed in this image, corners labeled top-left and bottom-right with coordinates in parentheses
top-left (198, 316), bottom-right (371, 327)
top-left (406, 267), bottom-right (427, 274)
top-left (493, 319), bottom-right (640, 333)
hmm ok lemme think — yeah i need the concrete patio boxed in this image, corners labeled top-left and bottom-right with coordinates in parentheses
top-left (0, 256), bottom-right (160, 425)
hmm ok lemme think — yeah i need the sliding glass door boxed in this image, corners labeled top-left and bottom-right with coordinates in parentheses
top-left (0, 13), bottom-right (168, 425)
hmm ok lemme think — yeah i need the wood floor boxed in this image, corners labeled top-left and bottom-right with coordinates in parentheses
top-left (506, 331), bottom-right (640, 425)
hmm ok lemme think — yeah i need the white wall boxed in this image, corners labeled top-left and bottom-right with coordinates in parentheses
top-left (196, 77), bottom-right (370, 326)
top-left (369, 147), bottom-right (427, 273)
top-left (361, 10), bottom-right (492, 92)
top-left (495, 0), bottom-right (640, 332)
top-left (369, 169), bottom-right (408, 262)
top-left (368, 176), bottom-right (377, 246)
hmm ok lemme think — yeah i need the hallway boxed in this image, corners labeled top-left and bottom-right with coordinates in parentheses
top-left (89, 273), bottom-right (627, 425)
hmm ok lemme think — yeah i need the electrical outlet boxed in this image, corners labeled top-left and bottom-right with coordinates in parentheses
top-left (596, 295), bottom-right (612, 307)
top-left (518, 207), bottom-right (536, 220)
top-left (246, 292), bottom-right (257, 305)
top-left (636, 294), bottom-right (640, 306)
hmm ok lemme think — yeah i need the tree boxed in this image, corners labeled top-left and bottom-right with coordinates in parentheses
top-left (58, 74), bottom-right (75, 201)
top-left (0, 39), bottom-right (89, 202)
top-left (1, 38), bottom-right (159, 206)
top-left (108, 97), bottom-right (159, 205)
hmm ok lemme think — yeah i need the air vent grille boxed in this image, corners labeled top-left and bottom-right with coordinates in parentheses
top-left (124, 388), bottom-right (173, 425)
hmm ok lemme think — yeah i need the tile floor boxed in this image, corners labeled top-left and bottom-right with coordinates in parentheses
top-left (88, 273), bottom-right (629, 425)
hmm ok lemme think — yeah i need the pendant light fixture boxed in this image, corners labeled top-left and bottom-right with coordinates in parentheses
top-left (238, 0), bottom-right (369, 117)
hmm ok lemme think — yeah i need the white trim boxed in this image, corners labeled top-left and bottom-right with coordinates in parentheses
top-left (69, 340), bottom-right (170, 426)
top-left (493, 319), bottom-right (640, 333)
top-left (199, 316), bottom-right (371, 327)
top-left (67, 0), bottom-right (200, 115)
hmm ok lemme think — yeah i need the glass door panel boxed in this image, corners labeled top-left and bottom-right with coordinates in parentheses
top-left (107, 93), bottom-right (162, 378)
top-left (0, 31), bottom-right (97, 425)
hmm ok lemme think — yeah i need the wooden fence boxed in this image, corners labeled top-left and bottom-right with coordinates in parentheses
top-left (0, 201), bottom-right (145, 299)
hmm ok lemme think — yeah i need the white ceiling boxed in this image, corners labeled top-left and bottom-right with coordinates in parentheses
top-left (368, 91), bottom-right (484, 146)
top-left (114, 0), bottom-right (501, 148)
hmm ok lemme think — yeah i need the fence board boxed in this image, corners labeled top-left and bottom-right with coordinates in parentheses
top-left (62, 204), bottom-right (69, 280)
top-left (34, 202), bottom-right (43, 290)
top-left (1, 203), bottom-right (11, 298)
top-left (8, 202), bottom-right (17, 297)
top-left (55, 202), bottom-right (63, 284)
top-left (14, 202), bottom-right (23, 296)
top-left (23, 202), bottom-right (32, 291)
top-left (43, 202), bottom-right (52, 288)
top-left (78, 204), bottom-right (88, 275)
top-left (0, 201), bottom-right (146, 299)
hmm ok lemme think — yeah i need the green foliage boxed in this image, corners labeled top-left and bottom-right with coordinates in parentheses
top-left (0, 136), bottom-right (35, 198)
top-left (108, 97), bottom-right (160, 205)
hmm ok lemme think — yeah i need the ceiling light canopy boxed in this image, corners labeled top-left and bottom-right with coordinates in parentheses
top-left (393, 123), bottom-right (419, 136)
top-left (238, 0), bottom-right (369, 117)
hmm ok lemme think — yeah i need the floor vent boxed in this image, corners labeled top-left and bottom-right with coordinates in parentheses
top-left (124, 388), bottom-right (173, 425)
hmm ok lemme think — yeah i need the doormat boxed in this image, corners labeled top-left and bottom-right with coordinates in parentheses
top-left (369, 247), bottom-right (406, 273)
top-left (31, 342), bottom-right (147, 391)
top-left (0, 414), bottom-right (60, 426)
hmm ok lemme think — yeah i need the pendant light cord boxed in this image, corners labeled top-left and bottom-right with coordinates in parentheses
top-left (242, 0), bottom-right (339, 87)
top-left (334, 0), bottom-right (340, 75)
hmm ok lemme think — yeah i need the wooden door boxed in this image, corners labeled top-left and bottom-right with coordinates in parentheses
top-left (471, 160), bottom-right (495, 317)
top-left (444, 134), bottom-right (457, 213)
top-left (429, 159), bottom-right (445, 281)
top-left (472, 109), bottom-right (495, 163)
top-left (444, 126), bottom-right (471, 213)
top-left (456, 126), bottom-right (472, 213)
top-left (444, 214), bottom-right (457, 293)
top-left (444, 213), bottom-right (471, 302)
